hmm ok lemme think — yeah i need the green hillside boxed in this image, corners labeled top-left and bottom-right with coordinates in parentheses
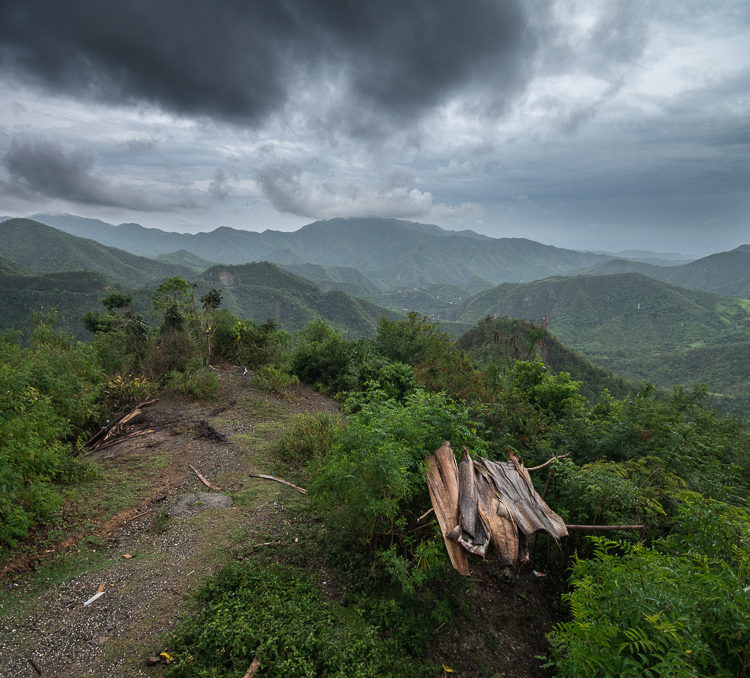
top-left (579, 246), bottom-right (750, 298)
top-left (0, 266), bottom-right (114, 339)
top-left (0, 218), bottom-right (194, 287)
top-left (458, 316), bottom-right (636, 401)
top-left (197, 262), bottom-right (400, 336)
top-left (279, 263), bottom-right (386, 297)
top-left (449, 273), bottom-right (750, 414)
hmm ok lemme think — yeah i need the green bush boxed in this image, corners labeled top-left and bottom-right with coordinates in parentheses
top-left (0, 331), bottom-right (99, 547)
top-left (164, 358), bottom-right (220, 400)
top-left (547, 501), bottom-right (750, 678)
top-left (274, 411), bottom-right (344, 466)
top-left (165, 560), bottom-right (432, 678)
top-left (252, 364), bottom-right (300, 394)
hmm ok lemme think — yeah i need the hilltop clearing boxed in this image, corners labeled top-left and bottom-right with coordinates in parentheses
top-left (0, 369), bottom-right (559, 678)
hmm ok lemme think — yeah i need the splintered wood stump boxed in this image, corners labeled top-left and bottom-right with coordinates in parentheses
top-left (425, 442), bottom-right (470, 576)
top-left (427, 447), bottom-right (569, 573)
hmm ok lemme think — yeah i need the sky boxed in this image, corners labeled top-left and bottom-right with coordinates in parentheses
top-left (0, 0), bottom-right (748, 256)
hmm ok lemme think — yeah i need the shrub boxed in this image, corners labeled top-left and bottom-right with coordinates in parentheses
top-left (165, 560), bottom-right (432, 678)
top-left (164, 358), bottom-right (219, 400)
top-left (0, 331), bottom-right (99, 547)
top-left (252, 364), bottom-right (300, 394)
top-left (274, 411), bottom-right (344, 466)
top-left (547, 526), bottom-right (750, 678)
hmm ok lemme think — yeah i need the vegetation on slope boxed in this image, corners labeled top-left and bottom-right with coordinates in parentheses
top-left (449, 273), bottom-right (750, 416)
top-left (0, 218), bottom-right (193, 286)
top-left (578, 245), bottom-right (750, 298)
top-left (3, 285), bottom-right (749, 676)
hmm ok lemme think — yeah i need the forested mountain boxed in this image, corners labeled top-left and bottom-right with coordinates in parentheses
top-left (0, 218), bottom-right (194, 287)
top-left (0, 259), bottom-right (113, 339)
top-left (449, 273), bottom-right (750, 414)
top-left (457, 316), bottom-right (636, 400)
top-left (25, 214), bottom-right (617, 289)
top-left (577, 246), bottom-right (750, 298)
top-left (196, 262), bottom-right (399, 336)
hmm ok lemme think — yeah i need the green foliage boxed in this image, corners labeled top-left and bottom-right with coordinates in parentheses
top-left (292, 321), bottom-right (385, 395)
top-left (274, 411), bottom-right (344, 466)
top-left (164, 358), bottom-right (219, 400)
top-left (252, 364), bottom-right (300, 394)
top-left (547, 504), bottom-right (750, 677)
top-left (0, 326), bottom-right (100, 547)
top-left (311, 388), bottom-right (482, 547)
top-left (508, 359), bottom-right (587, 420)
top-left (214, 315), bottom-right (291, 369)
top-left (165, 560), bottom-right (432, 678)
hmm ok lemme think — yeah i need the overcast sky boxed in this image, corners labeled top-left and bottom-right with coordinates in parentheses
top-left (1, 0), bottom-right (748, 255)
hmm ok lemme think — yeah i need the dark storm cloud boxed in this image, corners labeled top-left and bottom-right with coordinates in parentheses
top-left (0, 0), bottom-right (540, 130)
top-left (2, 136), bottom-right (162, 209)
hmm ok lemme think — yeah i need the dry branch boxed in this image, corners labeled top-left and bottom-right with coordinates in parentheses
top-left (417, 507), bottom-right (434, 522)
top-left (526, 454), bottom-right (569, 471)
top-left (248, 473), bottom-right (307, 495)
top-left (243, 658), bottom-right (261, 678)
top-left (565, 524), bottom-right (645, 531)
top-left (188, 463), bottom-right (222, 491)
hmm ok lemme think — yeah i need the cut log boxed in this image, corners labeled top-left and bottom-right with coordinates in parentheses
top-left (425, 442), bottom-right (470, 576)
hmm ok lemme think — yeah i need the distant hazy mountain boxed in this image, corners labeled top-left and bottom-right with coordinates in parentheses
top-left (448, 272), bottom-right (750, 414)
top-left (155, 250), bottom-right (216, 273)
top-left (577, 246), bottom-right (750, 298)
top-left (29, 214), bottom-right (619, 290)
top-left (0, 218), bottom-right (194, 287)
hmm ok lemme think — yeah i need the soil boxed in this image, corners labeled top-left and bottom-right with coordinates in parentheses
top-left (0, 368), bottom-right (560, 677)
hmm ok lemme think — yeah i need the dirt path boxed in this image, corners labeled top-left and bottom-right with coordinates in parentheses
top-left (0, 370), bottom-right (336, 677)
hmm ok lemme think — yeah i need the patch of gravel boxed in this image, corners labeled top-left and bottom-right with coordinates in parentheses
top-left (166, 493), bottom-right (234, 518)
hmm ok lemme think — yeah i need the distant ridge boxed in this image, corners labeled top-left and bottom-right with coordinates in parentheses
top-left (30, 214), bottom-right (618, 291)
top-left (576, 246), bottom-right (750, 298)
top-left (0, 218), bottom-right (194, 287)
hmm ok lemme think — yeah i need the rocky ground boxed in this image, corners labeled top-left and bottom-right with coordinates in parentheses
top-left (0, 368), bottom-right (335, 677)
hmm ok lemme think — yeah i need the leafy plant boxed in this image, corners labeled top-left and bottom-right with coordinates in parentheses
top-left (165, 560), bottom-right (432, 678)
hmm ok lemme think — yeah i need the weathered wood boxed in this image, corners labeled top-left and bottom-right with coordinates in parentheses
top-left (476, 474), bottom-right (518, 565)
top-left (248, 473), bottom-right (307, 495)
top-left (427, 448), bottom-right (570, 572)
top-left (188, 463), bottom-right (222, 491)
top-left (526, 454), bottom-right (569, 471)
top-left (474, 455), bottom-right (568, 539)
top-left (243, 658), bottom-right (261, 678)
top-left (425, 442), bottom-right (470, 576)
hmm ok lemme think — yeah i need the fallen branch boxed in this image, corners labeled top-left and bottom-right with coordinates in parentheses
top-left (566, 524), bottom-right (645, 531)
top-left (248, 473), bottom-right (307, 495)
top-left (87, 429), bottom-right (155, 454)
top-left (526, 454), bottom-right (569, 471)
top-left (243, 658), bottom-right (261, 678)
top-left (252, 541), bottom-right (281, 549)
top-left (28, 658), bottom-right (42, 676)
top-left (417, 507), bottom-right (434, 522)
top-left (188, 463), bottom-right (222, 491)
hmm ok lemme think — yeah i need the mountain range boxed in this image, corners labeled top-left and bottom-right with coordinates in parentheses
top-left (25, 214), bottom-right (618, 290)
